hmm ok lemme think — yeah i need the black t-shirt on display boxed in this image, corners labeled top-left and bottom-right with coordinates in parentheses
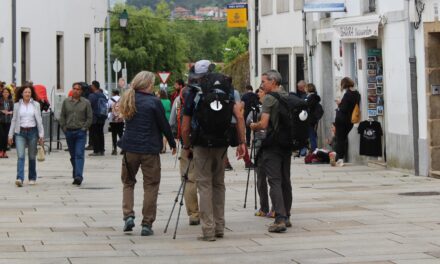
top-left (358, 121), bottom-right (383, 157)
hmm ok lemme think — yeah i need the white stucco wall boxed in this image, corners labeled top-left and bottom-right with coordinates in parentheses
top-left (0, 0), bottom-right (107, 96)
top-left (382, 21), bottom-right (411, 135)
top-left (248, 0), bottom-right (304, 90)
top-left (0, 1), bottom-right (12, 83)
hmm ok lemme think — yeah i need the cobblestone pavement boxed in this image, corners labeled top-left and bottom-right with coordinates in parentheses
top-left (1, 135), bottom-right (440, 263)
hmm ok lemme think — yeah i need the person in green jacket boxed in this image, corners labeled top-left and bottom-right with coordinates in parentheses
top-left (159, 89), bottom-right (171, 153)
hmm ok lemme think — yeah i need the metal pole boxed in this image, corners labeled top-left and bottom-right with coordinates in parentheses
top-left (106, 0), bottom-right (112, 91)
top-left (12, 0), bottom-right (17, 83)
top-left (94, 32), bottom-right (97, 80)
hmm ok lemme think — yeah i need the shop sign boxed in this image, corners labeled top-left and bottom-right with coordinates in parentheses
top-left (336, 23), bottom-right (379, 39)
top-left (227, 4), bottom-right (247, 28)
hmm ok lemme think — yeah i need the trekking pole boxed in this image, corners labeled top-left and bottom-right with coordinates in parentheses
top-left (251, 108), bottom-right (258, 210)
top-left (174, 143), bottom-right (180, 168)
top-left (243, 141), bottom-right (253, 209)
top-left (172, 156), bottom-right (192, 239)
top-left (244, 108), bottom-right (257, 209)
top-left (173, 172), bottom-right (188, 239)
top-left (163, 157), bottom-right (192, 236)
top-left (164, 178), bottom-right (184, 234)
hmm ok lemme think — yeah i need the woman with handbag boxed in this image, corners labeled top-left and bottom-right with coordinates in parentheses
top-left (8, 85), bottom-right (44, 187)
top-left (332, 77), bottom-right (361, 167)
top-left (0, 87), bottom-right (14, 158)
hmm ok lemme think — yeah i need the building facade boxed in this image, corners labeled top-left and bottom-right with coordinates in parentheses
top-left (0, 0), bottom-right (107, 97)
top-left (299, 0), bottom-right (440, 177)
top-left (248, 0), bottom-right (305, 92)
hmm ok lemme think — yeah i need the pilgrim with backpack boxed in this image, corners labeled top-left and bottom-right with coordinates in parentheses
top-left (250, 70), bottom-right (310, 234)
top-left (180, 60), bottom-right (246, 241)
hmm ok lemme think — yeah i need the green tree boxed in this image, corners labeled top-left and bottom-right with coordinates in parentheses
top-left (111, 3), bottom-right (188, 82)
top-left (223, 33), bottom-right (248, 64)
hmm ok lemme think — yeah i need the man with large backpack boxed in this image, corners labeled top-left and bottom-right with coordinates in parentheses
top-left (88, 81), bottom-right (107, 156)
top-left (181, 60), bottom-right (246, 241)
top-left (250, 70), bottom-right (303, 233)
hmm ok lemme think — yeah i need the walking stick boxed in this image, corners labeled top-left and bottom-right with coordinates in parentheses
top-left (164, 156), bottom-right (192, 239)
top-left (244, 108), bottom-right (258, 209)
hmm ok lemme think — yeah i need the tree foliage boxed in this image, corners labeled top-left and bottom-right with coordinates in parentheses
top-left (222, 52), bottom-right (250, 92)
top-left (223, 33), bottom-right (248, 64)
top-left (126, 0), bottom-right (231, 10)
top-left (111, 3), bottom-right (188, 82)
top-left (111, 1), bottom-right (248, 84)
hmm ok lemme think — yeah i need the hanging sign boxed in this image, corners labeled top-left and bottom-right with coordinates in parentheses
top-left (227, 3), bottom-right (248, 28)
top-left (336, 23), bottom-right (379, 39)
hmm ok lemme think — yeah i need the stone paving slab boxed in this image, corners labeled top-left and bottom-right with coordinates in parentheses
top-left (1, 134), bottom-right (440, 263)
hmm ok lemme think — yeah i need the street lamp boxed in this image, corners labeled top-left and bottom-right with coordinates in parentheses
top-left (119, 9), bottom-right (128, 28)
top-left (94, 9), bottom-right (129, 33)
top-left (93, 9), bottom-right (129, 89)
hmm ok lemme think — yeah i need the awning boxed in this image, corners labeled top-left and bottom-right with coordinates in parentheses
top-left (333, 14), bottom-right (381, 39)
top-left (303, 2), bottom-right (346, 13)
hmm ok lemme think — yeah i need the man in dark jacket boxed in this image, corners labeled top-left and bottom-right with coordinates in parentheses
top-left (241, 85), bottom-right (259, 146)
top-left (88, 81), bottom-right (107, 156)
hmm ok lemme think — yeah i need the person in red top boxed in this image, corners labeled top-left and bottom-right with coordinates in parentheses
top-left (169, 79), bottom-right (184, 105)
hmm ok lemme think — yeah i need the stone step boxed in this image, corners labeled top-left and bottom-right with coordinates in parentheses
top-left (430, 170), bottom-right (440, 179)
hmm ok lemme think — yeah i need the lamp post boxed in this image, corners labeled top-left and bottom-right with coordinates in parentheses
top-left (94, 9), bottom-right (129, 33)
top-left (94, 9), bottom-right (129, 91)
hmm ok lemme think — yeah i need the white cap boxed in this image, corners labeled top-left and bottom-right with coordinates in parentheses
top-left (194, 60), bottom-right (211, 74)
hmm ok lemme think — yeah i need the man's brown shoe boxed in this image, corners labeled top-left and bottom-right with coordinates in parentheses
top-left (268, 221), bottom-right (287, 233)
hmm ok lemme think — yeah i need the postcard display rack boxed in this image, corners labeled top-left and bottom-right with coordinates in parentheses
top-left (367, 49), bottom-right (384, 118)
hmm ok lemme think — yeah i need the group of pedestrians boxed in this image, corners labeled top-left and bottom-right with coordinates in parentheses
top-left (1, 61), bottom-right (361, 242)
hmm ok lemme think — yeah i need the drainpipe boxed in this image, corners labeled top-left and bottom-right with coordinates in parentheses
top-left (408, 0), bottom-right (420, 175)
top-left (12, 0), bottom-right (17, 83)
top-left (302, 10), bottom-right (309, 84)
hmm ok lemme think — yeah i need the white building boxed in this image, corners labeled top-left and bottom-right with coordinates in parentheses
top-left (300, 0), bottom-right (440, 177)
top-left (0, 0), bottom-right (107, 97)
top-left (248, 0), bottom-right (305, 92)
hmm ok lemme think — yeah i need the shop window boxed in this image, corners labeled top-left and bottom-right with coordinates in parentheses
top-left (261, 0), bottom-right (273, 16)
top-left (85, 36), bottom-right (91, 83)
top-left (276, 0), bottom-right (289, 14)
top-left (56, 34), bottom-right (64, 91)
top-left (277, 54), bottom-right (290, 91)
top-left (369, 0), bottom-right (376, 13)
top-left (295, 54), bottom-right (304, 86)
top-left (21, 31), bottom-right (30, 85)
top-left (261, 54), bottom-right (272, 75)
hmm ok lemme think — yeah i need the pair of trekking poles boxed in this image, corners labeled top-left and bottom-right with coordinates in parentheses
top-left (164, 153), bottom-right (192, 239)
top-left (244, 108), bottom-right (258, 210)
